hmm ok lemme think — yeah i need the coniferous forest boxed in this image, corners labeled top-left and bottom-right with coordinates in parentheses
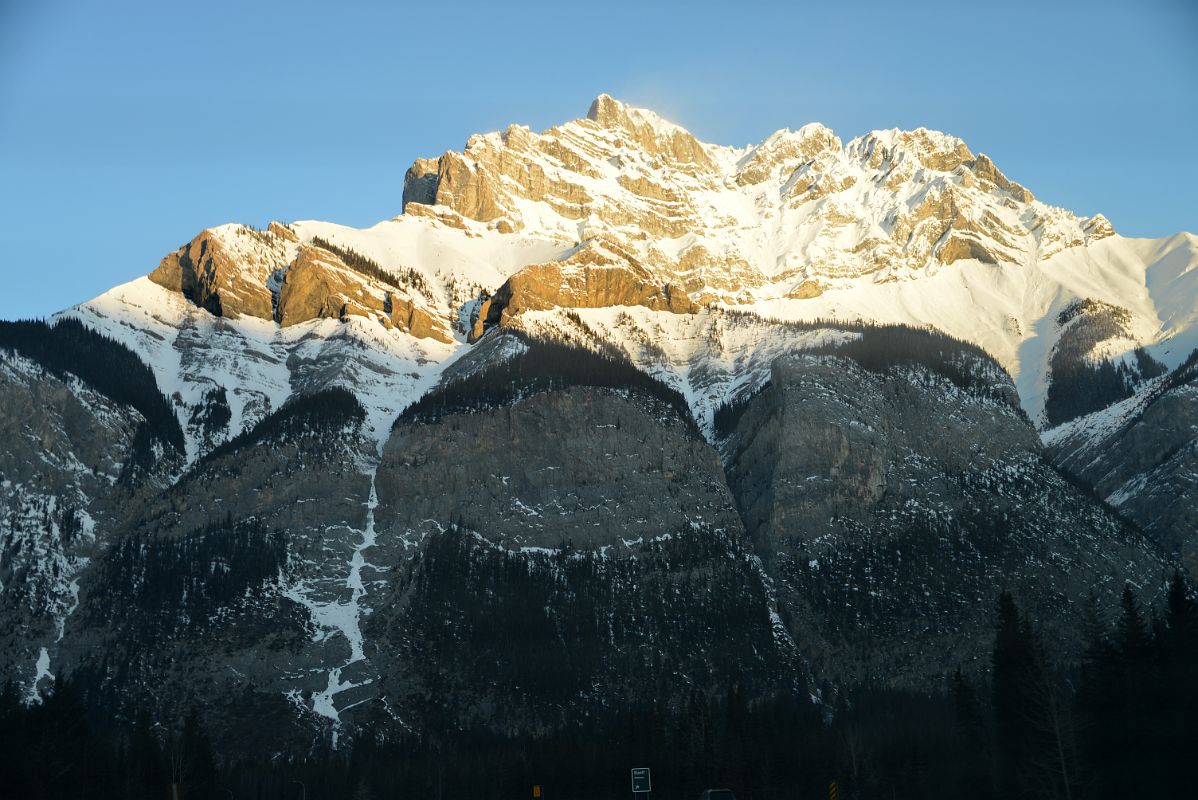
top-left (1, 576), bottom-right (1193, 800)
top-left (0, 318), bottom-right (184, 457)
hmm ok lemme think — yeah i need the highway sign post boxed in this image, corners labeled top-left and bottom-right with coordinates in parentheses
top-left (631, 767), bottom-right (651, 794)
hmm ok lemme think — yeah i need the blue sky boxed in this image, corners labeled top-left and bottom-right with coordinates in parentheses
top-left (1, 0), bottom-right (1195, 319)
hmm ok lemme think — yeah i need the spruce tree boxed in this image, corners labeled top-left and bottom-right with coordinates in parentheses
top-left (992, 591), bottom-right (1030, 800)
top-left (952, 667), bottom-right (991, 800)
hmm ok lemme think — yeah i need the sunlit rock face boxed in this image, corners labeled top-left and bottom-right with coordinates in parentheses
top-left (404, 93), bottom-right (1114, 321)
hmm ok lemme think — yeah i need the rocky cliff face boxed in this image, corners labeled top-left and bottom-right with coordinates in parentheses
top-left (150, 223), bottom-right (452, 344)
top-left (60, 391), bottom-right (377, 752)
top-left (0, 314), bottom-right (1182, 758)
top-left (719, 341), bottom-right (1167, 686)
top-left (470, 237), bottom-right (697, 341)
top-left (149, 225), bottom-right (289, 320)
top-left (277, 242), bottom-right (452, 342)
top-left (0, 351), bottom-right (144, 696)
top-left (6, 348), bottom-right (803, 751)
top-left (376, 387), bottom-right (735, 551)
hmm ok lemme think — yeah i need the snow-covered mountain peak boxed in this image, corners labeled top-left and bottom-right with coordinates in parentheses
top-left (586, 93), bottom-right (693, 139)
top-left (60, 95), bottom-right (1198, 462)
top-left (401, 93), bottom-right (1105, 287)
top-left (847, 127), bottom-right (974, 173)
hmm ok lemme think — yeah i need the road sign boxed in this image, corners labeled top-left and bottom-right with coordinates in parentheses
top-left (631, 767), bottom-right (652, 793)
top-left (829, 780), bottom-right (838, 800)
top-left (533, 786), bottom-right (542, 798)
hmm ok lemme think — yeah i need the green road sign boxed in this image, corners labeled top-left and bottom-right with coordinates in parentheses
top-left (631, 767), bottom-right (651, 793)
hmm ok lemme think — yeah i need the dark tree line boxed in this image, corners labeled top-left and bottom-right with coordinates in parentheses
top-left (1116, 346), bottom-right (1198, 433)
top-left (0, 677), bottom-right (220, 800)
top-left (714, 321), bottom-right (1021, 438)
top-left (398, 331), bottom-right (698, 433)
top-left (85, 516), bottom-right (288, 638)
top-left (0, 317), bottom-right (184, 458)
top-left (715, 310), bottom-right (1006, 393)
top-left (3, 574), bottom-right (1194, 799)
top-left (200, 387), bottom-right (364, 467)
top-left (979, 576), bottom-right (1197, 800)
top-left (188, 386), bottom-right (232, 435)
top-left (1071, 577), bottom-right (1197, 800)
top-left (403, 525), bottom-right (787, 717)
top-left (806, 324), bottom-right (1020, 409)
top-left (1044, 358), bottom-right (1145, 428)
top-left (713, 380), bottom-right (770, 439)
top-left (309, 235), bottom-right (434, 304)
top-left (1043, 300), bottom-right (1167, 427)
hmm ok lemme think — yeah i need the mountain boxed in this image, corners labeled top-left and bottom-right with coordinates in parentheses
top-left (1047, 349), bottom-right (1198, 575)
top-left (1, 94), bottom-right (1193, 754)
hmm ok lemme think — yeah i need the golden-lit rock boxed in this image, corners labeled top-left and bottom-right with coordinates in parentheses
top-left (277, 245), bottom-right (453, 342)
top-left (470, 238), bottom-right (698, 340)
top-left (149, 226), bottom-right (285, 320)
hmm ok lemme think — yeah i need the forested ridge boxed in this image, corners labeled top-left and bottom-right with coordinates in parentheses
top-left (0, 317), bottom-right (184, 455)
top-left (713, 321), bottom-right (1019, 439)
top-left (1043, 300), bottom-right (1167, 427)
top-left (398, 331), bottom-right (697, 432)
top-left (199, 387), bottom-right (365, 467)
top-left (403, 525), bottom-right (787, 715)
top-left (84, 517), bottom-right (288, 636)
top-left (2, 576), bottom-right (1193, 800)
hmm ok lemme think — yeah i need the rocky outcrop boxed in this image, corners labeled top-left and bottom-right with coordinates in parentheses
top-left (275, 245), bottom-right (452, 342)
top-left (149, 225), bottom-right (290, 320)
top-left (968, 153), bottom-right (1034, 202)
top-left (736, 124), bottom-right (841, 186)
top-left (470, 238), bottom-right (697, 340)
top-left (1084, 213), bottom-right (1116, 241)
top-left (401, 93), bottom-right (1113, 304)
top-left (148, 226), bottom-right (454, 342)
top-left (586, 93), bottom-right (716, 172)
top-left (402, 97), bottom-right (720, 240)
top-left (277, 246), bottom-right (367, 325)
top-left (276, 245), bottom-right (451, 341)
top-left (939, 235), bottom-right (998, 265)
top-left (851, 128), bottom-right (975, 173)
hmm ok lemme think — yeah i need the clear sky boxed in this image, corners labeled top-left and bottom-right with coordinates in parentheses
top-left (1, 0), bottom-right (1195, 319)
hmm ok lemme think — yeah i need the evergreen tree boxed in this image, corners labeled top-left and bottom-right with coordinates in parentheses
top-left (993, 592), bottom-right (1032, 799)
top-left (952, 667), bottom-right (992, 800)
top-left (125, 710), bottom-right (168, 800)
top-left (1156, 572), bottom-right (1196, 797)
top-left (181, 707), bottom-right (220, 798)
